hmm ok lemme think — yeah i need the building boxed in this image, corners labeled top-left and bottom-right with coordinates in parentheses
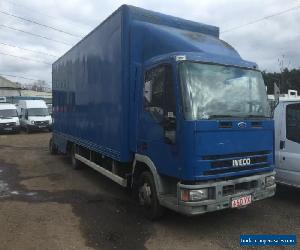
top-left (0, 76), bottom-right (52, 104)
top-left (0, 76), bottom-right (22, 97)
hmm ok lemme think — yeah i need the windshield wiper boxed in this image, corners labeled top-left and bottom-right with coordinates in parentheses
top-left (205, 114), bottom-right (271, 120)
top-left (208, 115), bottom-right (237, 119)
top-left (245, 115), bottom-right (270, 118)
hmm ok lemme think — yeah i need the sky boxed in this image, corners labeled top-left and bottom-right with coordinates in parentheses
top-left (0, 0), bottom-right (299, 86)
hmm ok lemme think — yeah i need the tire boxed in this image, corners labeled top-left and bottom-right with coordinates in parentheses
top-left (137, 171), bottom-right (164, 220)
top-left (26, 126), bottom-right (31, 134)
top-left (70, 144), bottom-right (83, 170)
top-left (49, 138), bottom-right (58, 155)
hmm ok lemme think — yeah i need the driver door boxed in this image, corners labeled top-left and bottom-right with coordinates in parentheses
top-left (137, 64), bottom-right (179, 177)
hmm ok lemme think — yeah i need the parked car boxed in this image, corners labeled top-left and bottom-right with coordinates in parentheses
top-left (0, 103), bottom-right (20, 133)
top-left (274, 90), bottom-right (300, 188)
top-left (0, 96), bottom-right (7, 103)
top-left (18, 100), bottom-right (52, 133)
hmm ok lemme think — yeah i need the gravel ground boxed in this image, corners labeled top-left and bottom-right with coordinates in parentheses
top-left (0, 132), bottom-right (299, 250)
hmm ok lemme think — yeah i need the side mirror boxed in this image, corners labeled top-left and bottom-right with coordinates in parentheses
top-left (274, 82), bottom-right (280, 107)
top-left (163, 117), bottom-right (176, 144)
top-left (270, 82), bottom-right (280, 117)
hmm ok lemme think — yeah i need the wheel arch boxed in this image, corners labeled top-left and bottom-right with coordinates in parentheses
top-left (132, 154), bottom-right (164, 196)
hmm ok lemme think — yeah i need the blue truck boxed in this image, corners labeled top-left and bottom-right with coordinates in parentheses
top-left (50, 5), bottom-right (276, 219)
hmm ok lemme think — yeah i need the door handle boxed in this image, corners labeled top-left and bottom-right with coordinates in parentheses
top-left (280, 140), bottom-right (285, 150)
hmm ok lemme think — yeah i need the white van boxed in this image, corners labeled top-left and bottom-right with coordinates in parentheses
top-left (273, 90), bottom-right (300, 187)
top-left (18, 100), bottom-right (52, 133)
top-left (0, 103), bottom-right (20, 133)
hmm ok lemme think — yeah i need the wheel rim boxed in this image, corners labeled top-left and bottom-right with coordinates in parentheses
top-left (138, 181), bottom-right (152, 207)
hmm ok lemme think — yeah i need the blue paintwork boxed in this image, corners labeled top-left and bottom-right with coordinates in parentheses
top-left (52, 5), bottom-right (274, 181)
top-left (180, 120), bottom-right (274, 180)
top-left (53, 8), bottom-right (125, 160)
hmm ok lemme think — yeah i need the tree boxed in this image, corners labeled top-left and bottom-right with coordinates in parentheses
top-left (31, 80), bottom-right (47, 92)
top-left (262, 68), bottom-right (300, 95)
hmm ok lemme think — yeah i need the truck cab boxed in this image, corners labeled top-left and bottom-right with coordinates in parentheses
top-left (0, 103), bottom-right (20, 133)
top-left (273, 90), bottom-right (300, 187)
top-left (18, 100), bottom-right (52, 133)
top-left (137, 53), bottom-right (275, 215)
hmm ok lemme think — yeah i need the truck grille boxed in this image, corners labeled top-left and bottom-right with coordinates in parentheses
top-left (223, 180), bottom-right (258, 196)
top-left (203, 151), bottom-right (271, 176)
top-left (0, 122), bottom-right (16, 128)
top-left (34, 121), bottom-right (49, 126)
top-left (202, 151), bottom-right (270, 160)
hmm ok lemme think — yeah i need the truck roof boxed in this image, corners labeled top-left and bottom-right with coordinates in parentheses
top-left (269, 90), bottom-right (300, 103)
top-left (279, 97), bottom-right (300, 102)
top-left (19, 100), bottom-right (47, 108)
top-left (54, 5), bottom-right (255, 69)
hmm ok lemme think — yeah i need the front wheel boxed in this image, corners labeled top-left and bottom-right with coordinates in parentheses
top-left (138, 171), bottom-right (164, 220)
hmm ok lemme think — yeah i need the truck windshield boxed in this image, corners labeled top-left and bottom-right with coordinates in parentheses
top-left (179, 62), bottom-right (271, 120)
top-left (28, 108), bottom-right (49, 116)
top-left (0, 109), bottom-right (17, 118)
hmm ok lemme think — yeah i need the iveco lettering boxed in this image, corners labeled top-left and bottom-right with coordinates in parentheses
top-left (232, 158), bottom-right (251, 167)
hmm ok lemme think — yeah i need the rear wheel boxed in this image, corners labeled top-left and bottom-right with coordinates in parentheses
top-left (26, 126), bottom-right (31, 134)
top-left (70, 144), bottom-right (83, 170)
top-left (138, 171), bottom-right (164, 220)
top-left (49, 138), bottom-right (58, 155)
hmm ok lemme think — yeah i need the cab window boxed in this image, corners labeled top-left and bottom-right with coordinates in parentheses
top-left (286, 103), bottom-right (300, 143)
top-left (143, 64), bottom-right (175, 123)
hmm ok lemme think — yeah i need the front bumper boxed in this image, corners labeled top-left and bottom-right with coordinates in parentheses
top-left (28, 124), bottom-right (51, 130)
top-left (160, 171), bottom-right (276, 216)
top-left (0, 125), bottom-right (20, 133)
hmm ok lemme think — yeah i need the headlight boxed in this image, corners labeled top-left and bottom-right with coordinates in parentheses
top-left (16, 120), bottom-right (20, 125)
top-left (180, 188), bottom-right (208, 202)
top-left (190, 189), bottom-right (208, 201)
top-left (265, 176), bottom-right (275, 187)
top-left (31, 120), bottom-right (35, 125)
